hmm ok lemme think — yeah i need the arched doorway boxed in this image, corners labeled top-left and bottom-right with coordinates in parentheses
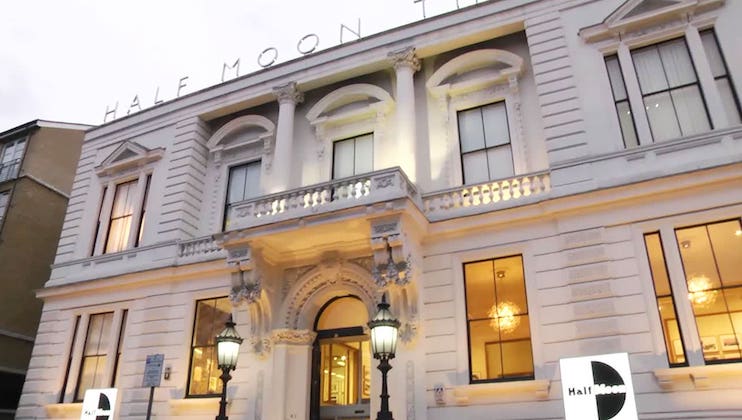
top-left (310, 296), bottom-right (371, 420)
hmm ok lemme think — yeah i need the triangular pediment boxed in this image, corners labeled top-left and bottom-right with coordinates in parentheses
top-left (95, 141), bottom-right (165, 176)
top-left (580, 0), bottom-right (725, 43)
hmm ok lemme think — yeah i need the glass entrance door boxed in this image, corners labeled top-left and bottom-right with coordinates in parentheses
top-left (310, 296), bottom-right (371, 420)
top-left (318, 338), bottom-right (371, 419)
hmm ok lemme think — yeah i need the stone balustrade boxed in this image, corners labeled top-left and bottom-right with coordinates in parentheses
top-left (178, 235), bottom-right (223, 259)
top-left (423, 171), bottom-right (551, 220)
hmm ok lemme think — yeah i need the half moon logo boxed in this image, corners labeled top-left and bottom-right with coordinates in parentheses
top-left (591, 361), bottom-right (627, 420)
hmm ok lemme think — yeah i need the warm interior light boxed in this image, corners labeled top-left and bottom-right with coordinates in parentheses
top-left (488, 301), bottom-right (521, 334)
top-left (735, 229), bottom-right (742, 236)
top-left (687, 274), bottom-right (717, 306)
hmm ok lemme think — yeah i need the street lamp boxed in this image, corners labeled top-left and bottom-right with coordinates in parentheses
top-left (368, 294), bottom-right (400, 420)
top-left (215, 315), bottom-right (243, 420)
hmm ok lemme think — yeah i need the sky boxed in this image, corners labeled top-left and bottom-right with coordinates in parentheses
top-left (0, 0), bottom-right (483, 130)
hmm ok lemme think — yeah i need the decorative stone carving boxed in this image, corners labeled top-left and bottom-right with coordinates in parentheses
top-left (389, 47), bottom-right (421, 72)
top-left (248, 337), bottom-right (272, 359)
top-left (271, 329), bottom-right (317, 345)
top-left (273, 82), bottom-right (304, 105)
top-left (370, 218), bottom-right (413, 288)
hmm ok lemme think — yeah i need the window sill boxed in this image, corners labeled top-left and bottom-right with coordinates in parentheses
top-left (448, 379), bottom-right (550, 406)
top-left (44, 402), bottom-right (82, 418)
top-left (168, 397), bottom-right (222, 415)
top-left (654, 363), bottom-right (742, 390)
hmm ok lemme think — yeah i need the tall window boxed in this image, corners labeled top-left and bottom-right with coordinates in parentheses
top-left (224, 161), bottom-right (261, 230)
top-left (606, 55), bottom-right (639, 148)
top-left (632, 37), bottom-right (710, 141)
top-left (645, 219), bottom-right (742, 365)
top-left (332, 134), bottom-right (373, 179)
top-left (188, 297), bottom-right (232, 397)
top-left (111, 310), bottom-right (128, 387)
top-left (644, 233), bottom-right (686, 365)
top-left (457, 102), bottom-right (513, 185)
top-left (700, 29), bottom-right (742, 125)
top-left (75, 312), bottom-right (114, 401)
top-left (0, 191), bottom-right (8, 227)
top-left (463, 255), bottom-right (533, 382)
top-left (0, 138), bottom-right (25, 182)
top-left (97, 177), bottom-right (151, 254)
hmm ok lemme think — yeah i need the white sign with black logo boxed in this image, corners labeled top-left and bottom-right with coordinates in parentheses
top-left (80, 388), bottom-right (118, 420)
top-left (560, 353), bottom-right (638, 420)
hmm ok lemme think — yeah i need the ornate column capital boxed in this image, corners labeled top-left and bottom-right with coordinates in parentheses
top-left (273, 81), bottom-right (304, 105)
top-left (271, 328), bottom-right (317, 346)
top-left (389, 47), bottom-right (421, 72)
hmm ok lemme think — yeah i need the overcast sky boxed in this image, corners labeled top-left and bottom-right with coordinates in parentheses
top-left (0, 0), bottom-right (482, 130)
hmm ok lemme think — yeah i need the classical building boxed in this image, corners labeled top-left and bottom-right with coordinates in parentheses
top-left (0, 120), bottom-right (88, 419)
top-left (17, 0), bottom-right (742, 419)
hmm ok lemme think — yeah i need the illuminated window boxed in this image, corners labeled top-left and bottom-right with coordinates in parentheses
top-left (457, 102), bottom-right (513, 185)
top-left (187, 297), bottom-right (232, 397)
top-left (111, 310), bottom-right (128, 387)
top-left (463, 255), bottom-right (533, 382)
top-left (224, 161), bottom-right (261, 230)
top-left (74, 312), bottom-right (114, 401)
top-left (644, 233), bottom-right (687, 366)
top-left (105, 180), bottom-right (138, 253)
top-left (332, 134), bottom-right (373, 179)
top-left (676, 219), bottom-right (742, 363)
top-left (644, 219), bottom-right (742, 366)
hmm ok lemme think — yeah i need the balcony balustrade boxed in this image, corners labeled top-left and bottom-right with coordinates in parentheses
top-left (226, 167), bottom-right (419, 230)
top-left (423, 171), bottom-right (551, 221)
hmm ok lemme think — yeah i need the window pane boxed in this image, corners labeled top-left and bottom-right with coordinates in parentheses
top-left (707, 220), bottom-right (742, 287)
top-left (465, 255), bottom-right (533, 382)
top-left (458, 108), bottom-right (485, 153)
top-left (482, 102), bottom-right (510, 148)
top-left (616, 101), bottom-right (639, 148)
top-left (464, 261), bottom-right (495, 320)
top-left (354, 135), bottom-right (374, 174)
top-left (717, 78), bottom-right (741, 126)
top-left (462, 151), bottom-right (489, 185)
top-left (227, 166), bottom-right (247, 204)
top-left (606, 56), bottom-right (628, 101)
top-left (645, 233), bottom-right (672, 296)
top-left (76, 356), bottom-right (107, 401)
top-left (244, 162), bottom-right (262, 199)
top-left (658, 298), bottom-right (685, 364)
top-left (486, 146), bottom-right (514, 181)
top-left (658, 39), bottom-right (696, 87)
top-left (633, 46), bottom-right (669, 94)
top-left (677, 225), bottom-right (723, 291)
top-left (189, 297), bottom-right (231, 396)
top-left (644, 91), bottom-right (680, 141)
top-left (701, 31), bottom-right (726, 78)
top-left (333, 138), bottom-right (355, 179)
top-left (111, 181), bottom-right (136, 217)
top-left (106, 216), bottom-right (132, 253)
top-left (671, 85), bottom-right (710, 136)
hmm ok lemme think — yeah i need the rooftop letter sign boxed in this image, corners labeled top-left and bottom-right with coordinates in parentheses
top-left (559, 353), bottom-right (638, 420)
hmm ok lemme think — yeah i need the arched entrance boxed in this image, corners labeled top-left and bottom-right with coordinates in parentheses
top-left (310, 296), bottom-right (371, 420)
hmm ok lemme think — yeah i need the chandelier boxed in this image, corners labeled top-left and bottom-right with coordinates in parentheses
top-left (687, 274), bottom-right (717, 307)
top-left (488, 301), bottom-right (521, 334)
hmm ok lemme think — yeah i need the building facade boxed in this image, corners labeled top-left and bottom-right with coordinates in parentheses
top-left (0, 120), bottom-right (87, 419)
top-left (18, 0), bottom-right (742, 419)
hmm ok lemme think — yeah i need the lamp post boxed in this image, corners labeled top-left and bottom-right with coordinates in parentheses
top-left (215, 315), bottom-right (243, 420)
top-left (368, 294), bottom-right (400, 420)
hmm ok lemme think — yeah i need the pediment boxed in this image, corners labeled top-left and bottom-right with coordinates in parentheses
top-left (95, 141), bottom-right (165, 176)
top-left (580, 0), bottom-right (725, 43)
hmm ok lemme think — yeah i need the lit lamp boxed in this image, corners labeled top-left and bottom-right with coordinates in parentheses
top-left (215, 315), bottom-right (243, 420)
top-left (368, 295), bottom-right (400, 420)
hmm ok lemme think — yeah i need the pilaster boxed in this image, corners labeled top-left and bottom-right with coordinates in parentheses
top-left (271, 82), bottom-right (304, 193)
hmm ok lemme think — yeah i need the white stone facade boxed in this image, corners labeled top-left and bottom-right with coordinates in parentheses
top-left (18, 0), bottom-right (742, 419)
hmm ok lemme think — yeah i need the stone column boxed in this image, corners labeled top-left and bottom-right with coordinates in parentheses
top-left (389, 47), bottom-right (421, 183)
top-left (271, 82), bottom-right (304, 193)
top-left (265, 329), bottom-right (316, 420)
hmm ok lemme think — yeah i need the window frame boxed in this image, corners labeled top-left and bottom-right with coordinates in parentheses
top-left (456, 101), bottom-right (514, 185)
top-left (59, 308), bottom-right (128, 404)
top-left (460, 253), bottom-right (536, 384)
top-left (331, 133), bottom-right (374, 180)
top-left (185, 296), bottom-right (232, 398)
top-left (222, 159), bottom-right (262, 231)
top-left (629, 36), bottom-right (712, 140)
top-left (699, 28), bottom-right (742, 125)
top-left (0, 189), bottom-right (10, 231)
top-left (604, 54), bottom-right (640, 148)
top-left (0, 136), bottom-right (27, 182)
top-left (637, 213), bottom-right (742, 369)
